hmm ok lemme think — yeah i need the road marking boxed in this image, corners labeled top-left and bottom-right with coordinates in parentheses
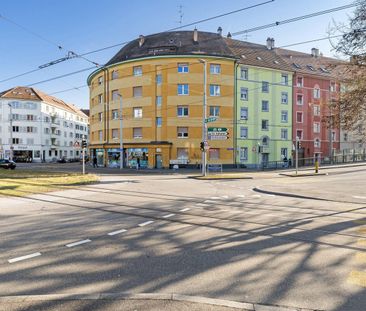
top-left (266, 194), bottom-right (276, 197)
top-left (196, 203), bottom-right (209, 207)
top-left (138, 221), bottom-right (154, 227)
top-left (163, 213), bottom-right (175, 218)
top-left (210, 197), bottom-right (222, 200)
top-left (221, 195), bottom-right (229, 199)
top-left (236, 195), bottom-right (245, 198)
top-left (348, 270), bottom-right (366, 287)
top-left (108, 229), bottom-right (127, 236)
top-left (251, 194), bottom-right (262, 198)
top-left (180, 208), bottom-right (190, 212)
top-left (204, 200), bottom-right (218, 204)
top-left (66, 239), bottom-right (91, 248)
top-left (8, 252), bottom-right (41, 263)
top-left (353, 196), bottom-right (366, 199)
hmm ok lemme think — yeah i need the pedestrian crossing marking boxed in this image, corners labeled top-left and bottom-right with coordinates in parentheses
top-left (348, 270), bottom-right (366, 287)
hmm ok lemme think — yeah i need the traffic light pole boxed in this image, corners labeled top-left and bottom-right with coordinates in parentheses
top-left (295, 136), bottom-right (299, 175)
top-left (199, 59), bottom-right (207, 177)
top-left (82, 147), bottom-right (85, 175)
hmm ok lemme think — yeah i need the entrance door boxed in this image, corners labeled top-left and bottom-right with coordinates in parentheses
top-left (261, 153), bottom-right (269, 167)
top-left (43, 150), bottom-right (45, 162)
top-left (155, 154), bottom-right (162, 169)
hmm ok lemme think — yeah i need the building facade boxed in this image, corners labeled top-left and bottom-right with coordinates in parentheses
top-left (0, 87), bottom-right (89, 162)
top-left (88, 30), bottom-right (236, 168)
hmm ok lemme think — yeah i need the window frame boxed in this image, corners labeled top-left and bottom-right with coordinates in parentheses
top-left (177, 84), bottom-right (189, 95)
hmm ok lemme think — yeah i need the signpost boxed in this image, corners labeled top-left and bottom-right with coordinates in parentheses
top-left (208, 127), bottom-right (228, 140)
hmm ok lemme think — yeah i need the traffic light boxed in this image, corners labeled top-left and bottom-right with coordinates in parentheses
top-left (82, 139), bottom-right (87, 149)
top-left (296, 140), bottom-right (302, 149)
top-left (200, 141), bottom-right (205, 151)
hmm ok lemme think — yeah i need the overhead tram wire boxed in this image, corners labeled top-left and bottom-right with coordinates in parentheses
top-left (0, 1), bottom-right (274, 83)
top-left (232, 2), bottom-right (359, 36)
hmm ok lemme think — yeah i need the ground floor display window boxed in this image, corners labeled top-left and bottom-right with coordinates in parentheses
top-left (127, 148), bottom-right (148, 168)
top-left (96, 149), bottom-right (104, 166)
top-left (107, 149), bottom-right (121, 168)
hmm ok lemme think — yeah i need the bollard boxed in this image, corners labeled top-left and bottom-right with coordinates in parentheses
top-left (315, 160), bottom-right (319, 174)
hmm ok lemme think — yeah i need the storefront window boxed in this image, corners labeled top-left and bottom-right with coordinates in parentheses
top-left (96, 149), bottom-right (104, 166)
top-left (127, 148), bottom-right (148, 168)
top-left (107, 149), bottom-right (121, 168)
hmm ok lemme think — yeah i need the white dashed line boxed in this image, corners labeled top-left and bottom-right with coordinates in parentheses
top-left (221, 195), bottom-right (229, 199)
top-left (138, 220), bottom-right (154, 227)
top-left (236, 195), bottom-right (245, 198)
top-left (204, 200), bottom-right (218, 204)
top-left (180, 208), bottom-right (190, 212)
top-left (108, 229), bottom-right (127, 236)
top-left (251, 194), bottom-right (262, 198)
top-left (353, 196), bottom-right (366, 199)
top-left (66, 239), bottom-right (91, 248)
top-left (8, 252), bottom-right (41, 263)
top-left (163, 213), bottom-right (175, 218)
top-left (210, 197), bottom-right (222, 200)
top-left (196, 203), bottom-right (209, 207)
top-left (266, 194), bottom-right (276, 197)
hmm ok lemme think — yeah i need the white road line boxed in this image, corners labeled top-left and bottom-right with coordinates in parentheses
top-left (210, 197), bottom-right (222, 200)
top-left (108, 229), bottom-right (127, 236)
top-left (163, 213), bottom-right (175, 218)
top-left (138, 220), bottom-right (154, 227)
top-left (251, 194), bottom-right (262, 198)
top-left (353, 196), bottom-right (366, 199)
top-left (196, 203), bottom-right (209, 207)
top-left (204, 200), bottom-right (218, 204)
top-left (221, 195), bottom-right (229, 199)
top-left (266, 194), bottom-right (276, 197)
top-left (8, 252), bottom-right (41, 264)
top-left (65, 239), bottom-right (91, 248)
top-left (180, 208), bottom-right (190, 212)
top-left (236, 195), bottom-right (245, 198)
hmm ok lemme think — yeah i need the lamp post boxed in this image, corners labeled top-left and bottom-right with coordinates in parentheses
top-left (117, 94), bottom-right (124, 169)
top-left (8, 103), bottom-right (13, 161)
top-left (199, 59), bottom-right (207, 176)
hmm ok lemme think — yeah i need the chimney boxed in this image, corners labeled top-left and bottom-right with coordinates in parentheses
top-left (193, 28), bottom-right (198, 42)
top-left (139, 35), bottom-right (145, 47)
top-left (266, 37), bottom-right (275, 50)
top-left (217, 26), bottom-right (222, 36)
top-left (311, 48), bottom-right (319, 58)
top-left (227, 32), bottom-right (232, 38)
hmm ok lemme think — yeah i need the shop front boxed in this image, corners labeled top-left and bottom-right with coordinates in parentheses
top-left (126, 148), bottom-right (148, 168)
top-left (95, 149), bottom-right (104, 167)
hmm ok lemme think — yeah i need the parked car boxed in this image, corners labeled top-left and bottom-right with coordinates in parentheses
top-left (0, 159), bottom-right (16, 170)
top-left (57, 157), bottom-right (67, 163)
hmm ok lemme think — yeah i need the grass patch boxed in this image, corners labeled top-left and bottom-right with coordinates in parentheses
top-left (0, 169), bottom-right (99, 197)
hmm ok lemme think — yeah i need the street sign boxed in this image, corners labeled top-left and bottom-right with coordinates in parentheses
top-left (74, 141), bottom-right (80, 148)
top-left (208, 127), bottom-right (227, 132)
top-left (208, 135), bottom-right (228, 140)
top-left (205, 117), bottom-right (217, 123)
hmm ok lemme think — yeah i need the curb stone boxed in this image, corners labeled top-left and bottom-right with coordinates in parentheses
top-left (0, 293), bottom-right (323, 311)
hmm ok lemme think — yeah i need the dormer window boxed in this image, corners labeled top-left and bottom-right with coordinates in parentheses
top-left (307, 65), bottom-right (315, 71)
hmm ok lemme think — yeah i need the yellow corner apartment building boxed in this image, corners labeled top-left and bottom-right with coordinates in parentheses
top-left (88, 30), bottom-right (236, 168)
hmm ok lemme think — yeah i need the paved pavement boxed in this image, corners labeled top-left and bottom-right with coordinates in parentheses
top-left (2, 164), bottom-right (366, 310)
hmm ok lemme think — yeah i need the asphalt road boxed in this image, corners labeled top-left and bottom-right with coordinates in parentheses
top-left (1, 165), bottom-right (366, 310)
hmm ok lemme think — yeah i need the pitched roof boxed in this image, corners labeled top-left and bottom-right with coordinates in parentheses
top-left (0, 86), bottom-right (88, 119)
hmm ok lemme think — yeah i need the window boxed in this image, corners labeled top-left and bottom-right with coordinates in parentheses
top-left (12, 126), bottom-right (19, 132)
top-left (262, 136), bottom-right (269, 146)
top-left (177, 148), bottom-right (189, 160)
top-left (27, 126), bottom-right (36, 133)
top-left (262, 120), bottom-right (269, 130)
top-left (281, 148), bottom-right (288, 159)
top-left (98, 94), bottom-right (103, 104)
top-left (156, 96), bottom-right (162, 107)
top-left (177, 106), bottom-right (188, 117)
top-left (313, 105), bottom-right (320, 116)
top-left (112, 109), bottom-right (119, 120)
top-left (281, 74), bottom-right (288, 85)
top-left (178, 63), bottom-right (189, 73)
top-left (12, 138), bottom-right (20, 144)
top-left (240, 127), bottom-right (248, 138)
top-left (313, 122), bottom-right (320, 133)
top-left (133, 86), bottom-right (142, 97)
top-left (112, 90), bottom-right (120, 101)
top-left (281, 92), bottom-right (288, 104)
top-left (178, 84), bottom-right (189, 95)
top-left (209, 106), bottom-right (220, 117)
top-left (133, 107), bottom-right (142, 118)
top-left (27, 114), bottom-right (34, 121)
top-left (99, 130), bottom-right (103, 141)
top-left (154, 117), bottom-right (162, 127)
top-left (156, 74), bottom-right (162, 85)
top-left (262, 81), bottom-right (269, 93)
top-left (133, 66), bottom-right (142, 76)
top-left (281, 111), bottom-right (288, 123)
top-left (343, 133), bottom-right (348, 141)
top-left (313, 87), bottom-right (320, 99)
top-left (98, 76), bottom-right (103, 85)
top-left (240, 107), bottom-right (248, 120)
top-left (133, 127), bottom-right (142, 138)
top-left (98, 112), bottom-right (103, 122)
top-left (112, 129), bottom-right (119, 139)
top-left (281, 129), bottom-right (288, 140)
top-left (240, 147), bottom-right (248, 161)
top-left (210, 64), bottom-right (221, 74)
top-left (296, 130), bottom-right (303, 140)
top-left (209, 148), bottom-right (220, 160)
top-left (332, 131), bottom-right (336, 141)
top-left (209, 84), bottom-right (220, 96)
top-left (296, 76), bottom-right (303, 87)
top-left (177, 127), bottom-right (188, 138)
top-left (44, 128), bottom-right (50, 134)
top-left (240, 67), bottom-right (248, 80)
top-left (330, 82), bottom-right (336, 92)
top-left (314, 138), bottom-right (321, 148)
top-left (296, 112), bottom-right (303, 123)
top-left (111, 70), bottom-right (118, 80)
top-left (240, 87), bottom-right (248, 101)
top-left (296, 94), bottom-right (303, 105)
top-left (262, 100), bottom-right (269, 112)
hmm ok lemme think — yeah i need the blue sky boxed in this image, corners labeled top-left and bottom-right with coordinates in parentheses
top-left (0, 0), bottom-right (356, 109)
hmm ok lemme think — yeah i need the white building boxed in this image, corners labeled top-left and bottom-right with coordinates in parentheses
top-left (0, 86), bottom-right (89, 162)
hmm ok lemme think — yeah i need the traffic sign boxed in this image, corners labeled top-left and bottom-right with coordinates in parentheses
top-left (74, 141), bottom-right (80, 148)
top-left (205, 117), bottom-right (217, 123)
top-left (208, 127), bottom-right (227, 132)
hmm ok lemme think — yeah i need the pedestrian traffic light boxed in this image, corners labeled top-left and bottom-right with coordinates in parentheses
top-left (297, 141), bottom-right (302, 149)
top-left (82, 139), bottom-right (87, 149)
top-left (200, 141), bottom-right (205, 151)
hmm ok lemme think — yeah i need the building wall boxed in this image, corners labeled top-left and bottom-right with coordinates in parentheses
top-left (89, 56), bottom-right (235, 168)
top-left (235, 65), bottom-right (293, 167)
top-left (0, 99), bottom-right (89, 162)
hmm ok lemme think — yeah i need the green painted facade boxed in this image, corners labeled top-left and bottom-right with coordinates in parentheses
top-left (235, 65), bottom-right (293, 168)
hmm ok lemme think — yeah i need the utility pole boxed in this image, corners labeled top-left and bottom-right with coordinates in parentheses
top-left (118, 94), bottom-right (124, 169)
top-left (295, 136), bottom-right (299, 175)
top-left (199, 59), bottom-right (207, 176)
top-left (8, 103), bottom-right (13, 161)
top-left (329, 111), bottom-right (333, 164)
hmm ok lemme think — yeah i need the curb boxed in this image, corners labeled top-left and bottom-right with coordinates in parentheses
top-left (189, 175), bottom-right (253, 180)
top-left (279, 173), bottom-right (327, 177)
top-left (253, 187), bottom-right (329, 202)
top-left (0, 293), bottom-right (323, 311)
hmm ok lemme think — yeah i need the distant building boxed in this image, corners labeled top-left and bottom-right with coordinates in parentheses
top-left (0, 86), bottom-right (89, 162)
